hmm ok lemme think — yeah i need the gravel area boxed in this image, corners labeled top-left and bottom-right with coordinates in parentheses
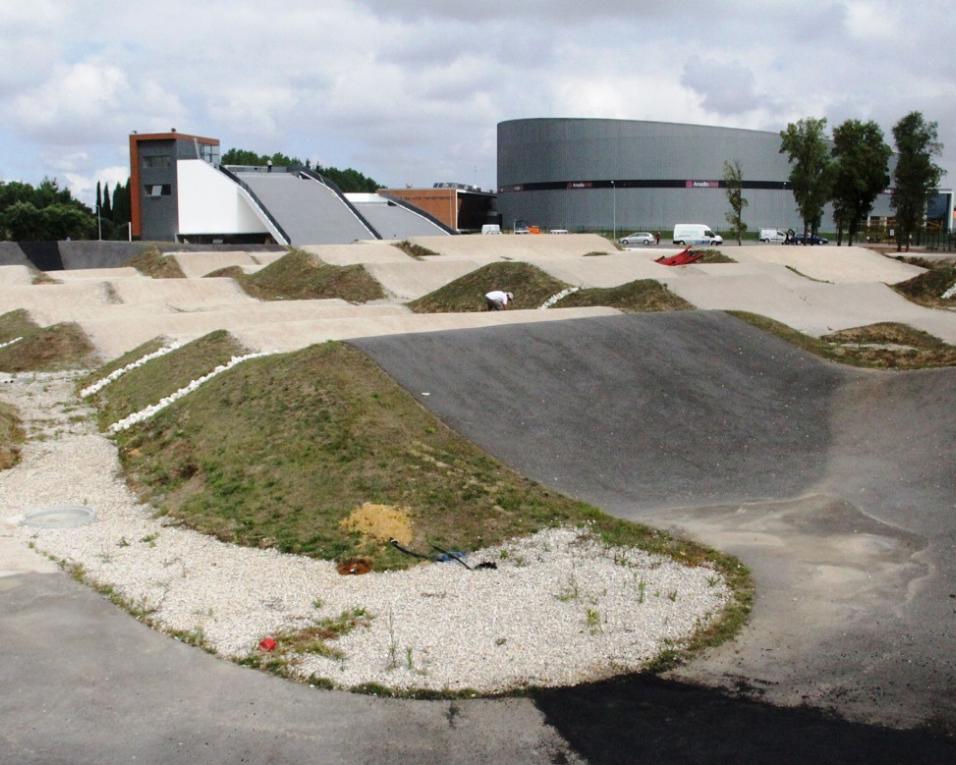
top-left (0, 371), bottom-right (730, 694)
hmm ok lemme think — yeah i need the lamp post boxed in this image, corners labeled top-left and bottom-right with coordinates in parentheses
top-left (611, 180), bottom-right (616, 241)
top-left (97, 198), bottom-right (102, 241)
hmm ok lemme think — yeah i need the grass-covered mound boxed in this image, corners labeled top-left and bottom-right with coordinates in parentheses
top-left (555, 280), bottom-right (694, 312)
top-left (218, 249), bottom-right (384, 302)
top-left (0, 311), bottom-right (97, 372)
top-left (731, 313), bottom-right (956, 369)
top-left (408, 262), bottom-right (567, 313)
top-left (76, 337), bottom-right (168, 393)
top-left (394, 240), bottom-right (440, 259)
top-left (0, 309), bottom-right (39, 343)
top-left (87, 330), bottom-right (247, 428)
top-left (892, 265), bottom-right (956, 309)
top-left (0, 400), bottom-right (25, 469)
top-left (694, 249), bottom-right (736, 264)
top-left (125, 247), bottom-right (186, 279)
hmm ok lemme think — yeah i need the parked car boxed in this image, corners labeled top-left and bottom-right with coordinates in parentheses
top-left (789, 233), bottom-right (829, 245)
top-left (620, 231), bottom-right (655, 246)
top-left (759, 228), bottom-right (787, 243)
top-left (672, 223), bottom-right (723, 246)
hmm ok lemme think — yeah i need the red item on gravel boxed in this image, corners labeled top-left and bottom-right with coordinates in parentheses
top-left (655, 246), bottom-right (702, 266)
top-left (258, 636), bottom-right (277, 652)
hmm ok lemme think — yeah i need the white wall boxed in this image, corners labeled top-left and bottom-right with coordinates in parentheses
top-left (177, 160), bottom-right (268, 235)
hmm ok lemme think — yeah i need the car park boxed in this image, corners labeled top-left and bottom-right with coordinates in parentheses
top-left (789, 233), bottom-right (829, 245)
top-left (620, 231), bottom-right (655, 246)
top-left (672, 223), bottom-right (723, 245)
top-left (759, 228), bottom-right (787, 243)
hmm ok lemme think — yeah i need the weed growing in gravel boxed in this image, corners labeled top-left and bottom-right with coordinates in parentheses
top-left (636, 577), bottom-right (647, 604)
top-left (667, 590), bottom-right (678, 602)
top-left (273, 607), bottom-right (373, 663)
top-left (140, 532), bottom-right (159, 547)
top-left (585, 608), bottom-right (602, 635)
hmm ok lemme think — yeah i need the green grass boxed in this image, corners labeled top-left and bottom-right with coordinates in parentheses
top-left (408, 262), bottom-right (568, 312)
top-left (693, 249), bottom-right (736, 264)
top-left (785, 265), bottom-right (831, 283)
top-left (394, 240), bottom-right (440, 259)
top-left (555, 280), bottom-right (694, 312)
top-left (730, 312), bottom-right (956, 369)
top-left (217, 249), bottom-right (385, 302)
top-left (0, 316), bottom-right (98, 372)
top-left (88, 330), bottom-right (247, 428)
top-left (0, 400), bottom-right (25, 469)
top-left (111, 339), bottom-right (752, 676)
top-left (76, 336), bottom-right (168, 393)
top-left (125, 247), bottom-right (186, 278)
top-left (0, 309), bottom-right (40, 343)
top-left (892, 265), bottom-right (956, 310)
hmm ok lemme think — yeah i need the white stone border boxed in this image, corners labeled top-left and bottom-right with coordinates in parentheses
top-left (108, 352), bottom-right (270, 433)
top-left (539, 287), bottom-right (580, 309)
top-left (80, 341), bottom-right (185, 398)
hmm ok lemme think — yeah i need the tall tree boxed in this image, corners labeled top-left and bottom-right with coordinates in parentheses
top-left (101, 182), bottom-right (113, 220)
top-left (722, 159), bottom-right (749, 245)
top-left (891, 111), bottom-right (943, 252)
top-left (779, 118), bottom-right (833, 236)
top-left (95, 181), bottom-right (102, 217)
top-left (830, 119), bottom-right (891, 246)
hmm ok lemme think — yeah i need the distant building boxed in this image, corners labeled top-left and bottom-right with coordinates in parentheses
top-left (497, 117), bottom-right (954, 235)
top-left (381, 185), bottom-right (497, 232)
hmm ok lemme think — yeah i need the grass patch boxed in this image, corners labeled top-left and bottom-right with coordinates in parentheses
top-left (0, 309), bottom-right (40, 343)
top-left (87, 330), bottom-right (247, 428)
top-left (693, 249), bottom-right (736, 264)
top-left (204, 265), bottom-right (244, 279)
top-left (31, 271), bottom-right (59, 285)
top-left (0, 400), bottom-right (25, 469)
top-left (125, 247), bottom-right (186, 279)
top-left (730, 312), bottom-right (956, 369)
top-left (892, 265), bottom-right (956, 310)
top-left (76, 336), bottom-right (168, 393)
top-left (394, 240), bottom-right (440, 259)
top-left (270, 607), bottom-right (373, 661)
top-left (555, 280), bottom-right (694, 312)
top-left (583, 251), bottom-right (609, 257)
top-left (408, 262), bottom-right (568, 313)
top-left (0, 321), bottom-right (98, 372)
top-left (222, 249), bottom-right (384, 302)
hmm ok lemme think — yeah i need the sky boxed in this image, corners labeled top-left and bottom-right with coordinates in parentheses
top-left (1, 0), bottom-right (954, 207)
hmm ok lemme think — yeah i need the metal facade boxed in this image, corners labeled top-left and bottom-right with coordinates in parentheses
top-left (497, 118), bottom-right (894, 233)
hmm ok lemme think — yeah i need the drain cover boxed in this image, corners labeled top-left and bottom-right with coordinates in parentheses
top-left (22, 504), bottom-right (96, 529)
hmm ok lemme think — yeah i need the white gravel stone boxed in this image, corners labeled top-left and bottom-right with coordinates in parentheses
top-left (0, 371), bottom-right (731, 693)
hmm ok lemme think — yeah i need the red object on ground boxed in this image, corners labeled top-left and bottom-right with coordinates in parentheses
top-left (258, 636), bottom-right (277, 652)
top-left (655, 246), bottom-right (703, 266)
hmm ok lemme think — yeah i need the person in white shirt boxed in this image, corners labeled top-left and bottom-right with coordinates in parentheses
top-left (485, 290), bottom-right (514, 311)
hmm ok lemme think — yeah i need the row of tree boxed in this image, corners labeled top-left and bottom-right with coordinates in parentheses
top-left (0, 179), bottom-right (97, 241)
top-left (780, 111), bottom-right (943, 249)
top-left (722, 111), bottom-right (944, 251)
top-left (220, 148), bottom-right (380, 193)
top-left (95, 179), bottom-right (132, 240)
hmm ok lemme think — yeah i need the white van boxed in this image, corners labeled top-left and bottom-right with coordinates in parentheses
top-left (481, 224), bottom-right (502, 235)
top-left (672, 224), bottom-right (723, 246)
top-left (759, 228), bottom-right (787, 243)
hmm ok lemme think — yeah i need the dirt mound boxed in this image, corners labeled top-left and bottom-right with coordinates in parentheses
top-left (340, 502), bottom-right (413, 545)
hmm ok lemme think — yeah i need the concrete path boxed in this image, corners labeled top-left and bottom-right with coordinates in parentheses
top-left (352, 312), bottom-right (956, 734)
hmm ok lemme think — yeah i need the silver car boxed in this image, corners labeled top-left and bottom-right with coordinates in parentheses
top-left (620, 231), bottom-right (655, 246)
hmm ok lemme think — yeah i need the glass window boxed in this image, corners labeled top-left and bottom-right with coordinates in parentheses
top-left (144, 184), bottom-right (171, 198)
top-left (142, 155), bottom-right (172, 169)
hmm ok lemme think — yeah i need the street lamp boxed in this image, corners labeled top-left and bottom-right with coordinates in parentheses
top-left (611, 180), bottom-right (616, 241)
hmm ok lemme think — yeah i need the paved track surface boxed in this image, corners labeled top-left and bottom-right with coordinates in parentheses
top-left (352, 312), bottom-right (956, 735)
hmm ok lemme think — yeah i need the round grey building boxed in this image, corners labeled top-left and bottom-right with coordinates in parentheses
top-left (496, 117), bottom-right (894, 236)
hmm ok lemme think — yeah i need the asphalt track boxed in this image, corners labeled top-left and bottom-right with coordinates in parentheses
top-left (4, 310), bottom-right (956, 763)
top-left (352, 311), bottom-right (956, 746)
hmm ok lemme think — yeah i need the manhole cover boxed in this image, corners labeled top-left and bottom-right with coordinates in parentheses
top-left (21, 504), bottom-right (96, 529)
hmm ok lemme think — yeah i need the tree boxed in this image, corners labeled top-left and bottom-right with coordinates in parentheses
top-left (830, 119), bottom-right (891, 246)
top-left (101, 182), bottom-right (113, 220)
top-left (2, 201), bottom-right (46, 240)
top-left (891, 111), bottom-right (943, 252)
top-left (722, 159), bottom-right (748, 245)
top-left (220, 147), bottom-right (380, 192)
top-left (779, 118), bottom-right (832, 236)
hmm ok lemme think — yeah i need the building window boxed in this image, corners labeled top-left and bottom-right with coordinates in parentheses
top-left (142, 155), bottom-right (172, 169)
top-left (145, 184), bottom-right (171, 198)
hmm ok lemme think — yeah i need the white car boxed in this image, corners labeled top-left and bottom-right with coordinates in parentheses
top-left (620, 231), bottom-right (656, 246)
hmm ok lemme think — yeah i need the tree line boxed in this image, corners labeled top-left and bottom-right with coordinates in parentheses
top-left (0, 179), bottom-right (97, 241)
top-left (722, 111), bottom-right (943, 251)
top-left (220, 148), bottom-right (380, 193)
top-left (95, 179), bottom-right (132, 240)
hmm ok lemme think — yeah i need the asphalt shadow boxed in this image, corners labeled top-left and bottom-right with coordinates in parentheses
top-left (533, 673), bottom-right (956, 765)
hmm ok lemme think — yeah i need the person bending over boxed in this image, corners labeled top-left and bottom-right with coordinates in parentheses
top-left (485, 290), bottom-right (514, 310)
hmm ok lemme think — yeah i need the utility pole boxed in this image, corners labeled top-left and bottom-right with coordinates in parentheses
top-left (611, 180), bottom-right (616, 240)
top-left (97, 196), bottom-right (102, 241)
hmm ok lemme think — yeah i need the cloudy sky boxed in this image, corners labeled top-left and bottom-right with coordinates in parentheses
top-left (1, 0), bottom-right (954, 206)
